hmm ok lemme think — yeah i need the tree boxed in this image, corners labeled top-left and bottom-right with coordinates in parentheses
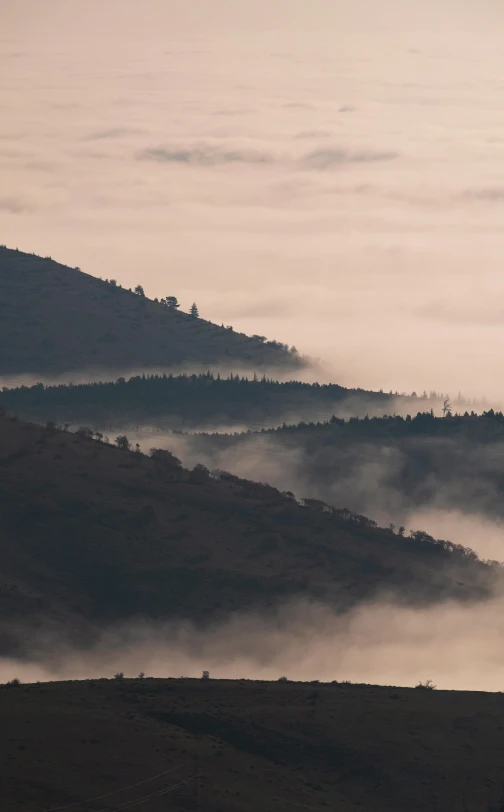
top-left (442, 398), bottom-right (452, 418)
top-left (115, 435), bottom-right (131, 451)
top-left (190, 302), bottom-right (199, 318)
top-left (76, 426), bottom-right (94, 440)
top-left (189, 463), bottom-right (210, 485)
top-left (149, 448), bottom-right (182, 469)
top-left (253, 335), bottom-right (266, 343)
top-left (165, 296), bottom-right (179, 309)
top-left (134, 284), bottom-right (145, 297)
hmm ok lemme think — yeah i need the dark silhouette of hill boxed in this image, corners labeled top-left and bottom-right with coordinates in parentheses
top-left (177, 410), bottom-right (504, 527)
top-left (0, 371), bottom-right (417, 430)
top-left (0, 413), bottom-right (494, 655)
top-left (0, 246), bottom-right (301, 375)
top-left (2, 676), bottom-right (504, 812)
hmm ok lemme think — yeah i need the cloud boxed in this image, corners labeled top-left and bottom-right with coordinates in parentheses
top-left (294, 130), bottom-right (332, 139)
top-left (0, 195), bottom-right (32, 213)
top-left (301, 148), bottom-right (400, 170)
top-left (463, 187), bottom-right (504, 201)
top-left (137, 142), bottom-right (400, 172)
top-left (138, 144), bottom-right (275, 166)
top-left (82, 127), bottom-right (139, 141)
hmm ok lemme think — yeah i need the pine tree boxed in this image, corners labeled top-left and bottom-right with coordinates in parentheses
top-left (190, 302), bottom-right (199, 318)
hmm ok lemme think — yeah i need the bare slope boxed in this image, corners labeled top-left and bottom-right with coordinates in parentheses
top-left (0, 413), bottom-right (494, 655)
top-left (0, 247), bottom-right (301, 375)
top-left (2, 677), bottom-right (503, 812)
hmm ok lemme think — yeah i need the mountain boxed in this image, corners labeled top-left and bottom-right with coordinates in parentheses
top-left (175, 410), bottom-right (504, 528)
top-left (0, 246), bottom-right (301, 376)
top-left (0, 371), bottom-right (421, 431)
top-left (2, 676), bottom-right (503, 812)
top-left (0, 412), bottom-right (495, 655)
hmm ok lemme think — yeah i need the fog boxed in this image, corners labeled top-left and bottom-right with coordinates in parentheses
top-left (114, 427), bottom-right (504, 561)
top-left (4, 595), bottom-right (504, 692)
top-left (3, 1), bottom-right (504, 396)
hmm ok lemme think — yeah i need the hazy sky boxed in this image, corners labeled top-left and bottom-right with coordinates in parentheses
top-left (2, 0), bottom-right (504, 396)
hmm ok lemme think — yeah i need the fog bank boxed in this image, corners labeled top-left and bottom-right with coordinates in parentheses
top-left (4, 596), bottom-right (504, 691)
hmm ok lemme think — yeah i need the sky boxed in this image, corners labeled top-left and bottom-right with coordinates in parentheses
top-left (2, 0), bottom-right (504, 396)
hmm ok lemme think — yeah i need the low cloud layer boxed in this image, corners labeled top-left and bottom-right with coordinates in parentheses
top-left (138, 143), bottom-right (399, 169)
top-left (4, 595), bottom-right (504, 691)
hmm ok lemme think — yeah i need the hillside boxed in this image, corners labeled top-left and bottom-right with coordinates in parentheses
top-left (0, 413), bottom-right (495, 655)
top-left (173, 410), bottom-right (504, 527)
top-left (0, 247), bottom-right (301, 375)
top-left (0, 371), bottom-right (414, 431)
top-left (2, 676), bottom-right (504, 812)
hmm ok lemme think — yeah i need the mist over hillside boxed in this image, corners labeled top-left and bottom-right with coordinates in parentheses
top-left (142, 411), bottom-right (504, 561)
top-left (0, 413), bottom-right (496, 659)
top-left (0, 370), bottom-right (474, 432)
top-left (4, 0), bottom-right (504, 807)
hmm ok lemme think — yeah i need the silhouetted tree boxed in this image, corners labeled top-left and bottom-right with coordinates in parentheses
top-left (149, 447), bottom-right (182, 468)
top-left (165, 296), bottom-right (180, 309)
top-left (76, 426), bottom-right (94, 440)
top-left (190, 302), bottom-right (199, 318)
top-left (115, 434), bottom-right (131, 451)
top-left (189, 463), bottom-right (210, 484)
top-left (134, 284), bottom-right (145, 296)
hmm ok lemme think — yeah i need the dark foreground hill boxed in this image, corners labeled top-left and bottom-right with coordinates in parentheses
top-left (0, 247), bottom-right (301, 375)
top-left (2, 676), bottom-right (504, 812)
top-left (0, 413), bottom-right (495, 654)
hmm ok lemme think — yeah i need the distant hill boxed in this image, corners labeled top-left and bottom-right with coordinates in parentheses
top-left (0, 246), bottom-right (302, 375)
top-left (0, 413), bottom-right (494, 655)
top-left (2, 677), bottom-right (504, 812)
top-left (0, 371), bottom-right (417, 431)
top-left (177, 411), bottom-right (504, 528)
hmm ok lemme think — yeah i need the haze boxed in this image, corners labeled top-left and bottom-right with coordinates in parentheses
top-left (2, 0), bottom-right (504, 395)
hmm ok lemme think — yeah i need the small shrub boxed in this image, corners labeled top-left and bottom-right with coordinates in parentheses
top-left (278, 676), bottom-right (289, 682)
top-left (7, 677), bottom-right (21, 686)
top-left (114, 672), bottom-right (125, 680)
top-left (415, 679), bottom-right (436, 690)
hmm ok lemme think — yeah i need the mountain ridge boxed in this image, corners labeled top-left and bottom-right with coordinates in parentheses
top-left (0, 246), bottom-right (302, 375)
top-left (0, 411), bottom-right (496, 656)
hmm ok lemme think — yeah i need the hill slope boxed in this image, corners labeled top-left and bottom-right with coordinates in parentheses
top-left (0, 413), bottom-right (495, 655)
top-left (0, 247), bottom-right (301, 375)
top-left (0, 371), bottom-right (416, 431)
top-left (173, 411), bottom-right (504, 528)
top-left (2, 677), bottom-right (504, 812)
